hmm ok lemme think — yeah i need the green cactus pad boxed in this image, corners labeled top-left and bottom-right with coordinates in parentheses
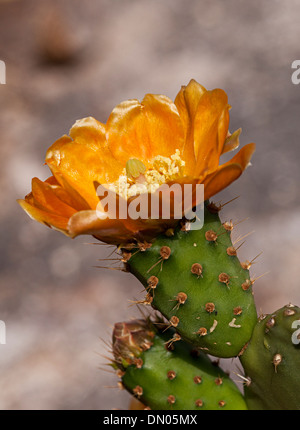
top-left (240, 304), bottom-right (300, 410)
top-left (124, 202), bottom-right (257, 358)
top-left (112, 318), bottom-right (247, 410)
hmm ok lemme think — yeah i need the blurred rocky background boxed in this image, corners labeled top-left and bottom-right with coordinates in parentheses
top-left (0, 0), bottom-right (299, 410)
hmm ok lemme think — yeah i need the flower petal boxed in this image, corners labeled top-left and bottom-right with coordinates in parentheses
top-left (44, 175), bottom-right (90, 211)
top-left (45, 171), bottom-right (91, 211)
top-left (193, 89), bottom-right (230, 176)
top-left (45, 176), bottom-right (60, 186)
top-left (67, 210), bottom-right (135, 244)
top-left (106, 95), bottom-right (184, 166)
top-left (223, 142), bottom-right (256, 170)
top-left (17, 198), bottom-right (69, 233)
top-left (106, 99), bottom-right (152, 164)
top-left (218, 106), bottom-right (230, 154)
top-left (31, 177), bottom-right (78, 218)
top-left (45, 134), bottom-right (121, 208)
top-left (142, 94), bottom-right (185, 158)
top-left (203, 143), bottom-right (256, 199)
top-left (69, 116), bottom-right (107, 150)
top-left (174, 79), bottom-right (207, 130)
top-left (222, 128), bottom-right (242, 154)
top-left (203, 163), bottom-right (243, 200)
top-left (174, 79), bottom-right (207, 173)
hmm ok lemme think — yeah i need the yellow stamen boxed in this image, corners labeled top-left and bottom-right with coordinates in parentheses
top-left (108, 150), bottom-right (185, 199)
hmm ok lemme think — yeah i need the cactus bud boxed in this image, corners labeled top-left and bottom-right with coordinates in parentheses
top-left (113, 319), bottom-right (155, 369)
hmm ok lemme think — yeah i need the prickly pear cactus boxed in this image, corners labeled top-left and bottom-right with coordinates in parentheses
top-left (123, 202), bottom-right (257, 358)
top-left (112, 318), bottom-right (248, 410)
top-left (240, 304), bottom-right (300, 410)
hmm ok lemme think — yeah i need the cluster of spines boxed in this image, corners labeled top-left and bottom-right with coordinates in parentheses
top-left (121, 201), bottom-right (258, 358)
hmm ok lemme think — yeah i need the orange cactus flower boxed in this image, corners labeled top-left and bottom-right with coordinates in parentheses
top-left (17, 79), bottom-right (255, 245)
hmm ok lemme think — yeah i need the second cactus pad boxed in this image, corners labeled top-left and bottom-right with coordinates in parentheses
top-left (240, 304), bottom-right (300, 410)
top-left (112, 318), bottom-right (247, 410)
top-left (124, 202), bottom-right (257, 358)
